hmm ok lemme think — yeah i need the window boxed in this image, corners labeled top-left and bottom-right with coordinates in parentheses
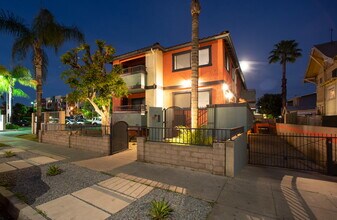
top-left (173, 51), bottom-right (191, 71)
top-left (332, 68), bottom-right (337, 78)
top-left (199, 47), bottom-right (211, 66)
top-left (225, 51), bottom-right (230, 71)
top-left (173, 90), bottom-right (211, 108)
top-left (172, 46), bottom-right (211, 71)
top-left (328, 86), bottom-right (335, 100)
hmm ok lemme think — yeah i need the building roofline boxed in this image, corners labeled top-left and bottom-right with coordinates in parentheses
top-left (113, 30), bottom-right (247, 88)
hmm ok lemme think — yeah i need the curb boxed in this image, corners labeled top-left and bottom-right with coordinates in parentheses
top-left (0, 187), bottom-right (46, 220)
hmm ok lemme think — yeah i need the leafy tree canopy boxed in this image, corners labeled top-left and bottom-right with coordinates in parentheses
top-left (61, 40), bottom-right (128, 126)
top-left (257, 94), bottom-right (282, 118)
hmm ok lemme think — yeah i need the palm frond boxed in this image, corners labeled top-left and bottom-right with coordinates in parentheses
top-left (0, 9), bottom-right (29, 36)
top-left (12, 88), bottom-right (29, 98)
top-left (12, 34), bottom-right (33, 61)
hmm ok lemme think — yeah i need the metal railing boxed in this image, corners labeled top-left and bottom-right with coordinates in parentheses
top-left (146, 126), bottom-right (244, 146)
top-left (122, 65), bottom-right (146, 75)
top-left (113, 104), bottom-right (146, 112)
top-left (248, 133), bottom-right (337, 174)
top-left (43, 123), bottom-right (110, 136)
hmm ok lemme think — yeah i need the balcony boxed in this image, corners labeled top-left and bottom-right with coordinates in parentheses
top-left (121, 65), bottom-right (146, 92)
top-left (113, 105), bottom-right (147, 127)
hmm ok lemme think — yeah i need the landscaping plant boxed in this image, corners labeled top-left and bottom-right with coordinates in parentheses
top-left (149, 199), bottom-right (173, 220)
top-left (4, 150), bottom-right (16, 158)
top-left (46, 165), bottom-right (62, 176)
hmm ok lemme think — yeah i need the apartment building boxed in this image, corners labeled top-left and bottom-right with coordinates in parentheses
top-left (113, 31), bottom-right (253, 119)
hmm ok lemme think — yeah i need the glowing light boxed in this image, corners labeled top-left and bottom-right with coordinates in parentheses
top-left (225, 92), bottom-right (234, 100)
top-left (240, 61), bottom-right (250, 72)
top-left (222, 83), bottom-right (229, 91)
top-left (182, 80), bottom-right (191, 87)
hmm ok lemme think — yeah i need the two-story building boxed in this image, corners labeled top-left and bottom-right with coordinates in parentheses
top-left (304, 41), bottom-right (337, 116)
top-left (112, 31), bottom-right (254, 126)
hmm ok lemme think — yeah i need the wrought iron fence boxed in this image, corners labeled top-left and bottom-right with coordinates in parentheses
top-left (43, 123), bottom-right (110, 136)
top-left (248, 133), bottom-right (337, 174)
top-left (146, 126), bottom-right (244, 146)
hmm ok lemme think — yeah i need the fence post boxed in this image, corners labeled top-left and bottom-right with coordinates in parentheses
top-left (326, 137), bottom-right (333, 175)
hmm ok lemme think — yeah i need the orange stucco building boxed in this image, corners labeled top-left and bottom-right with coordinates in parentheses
top-left (112, 31), bottom-right (253, 114)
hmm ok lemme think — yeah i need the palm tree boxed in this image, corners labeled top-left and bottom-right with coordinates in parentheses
top-left (191, 0), bottom-right (201, 128)
top-left (0, 65), bottom-right (36, 123)
top-left (268, 40), bottom-right (302, 112)
top-left (0, 9), bottom-right (84, 135)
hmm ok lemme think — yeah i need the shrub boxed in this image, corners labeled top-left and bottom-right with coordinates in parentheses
top-left (4, 151), bottom-right (16, 158)
top-left (46, 165), bottom-right (62, 176)
top-left (169, 126), bottom-right (213, 145)
top-left (149, 199), bottom-right (173, 220)
top-left (5, 123), bottom-right (20, 130)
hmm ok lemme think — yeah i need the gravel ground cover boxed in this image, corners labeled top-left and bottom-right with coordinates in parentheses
top-left (111, 189), bottom-right (212, 220)
top-left (0, 162), bottom-right (111, 207)
top-left (0, 150), bottom-right (37, 164)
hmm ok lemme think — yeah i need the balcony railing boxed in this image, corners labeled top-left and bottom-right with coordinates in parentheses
top-left (114, 104), bottom-right (146, 112)
top-left (121, 65), bottom-right (146, 90)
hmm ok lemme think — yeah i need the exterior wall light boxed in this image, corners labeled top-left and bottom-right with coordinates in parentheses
top-left (182, 79), bottom-right (192, 88)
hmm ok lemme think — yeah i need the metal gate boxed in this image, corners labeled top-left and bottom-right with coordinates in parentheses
top-left (248, 133), bottom-right (337, 175)
top-left (163, 106), bottom-right (186, 138)
top-left (111, 121), bottom-right (129, 154)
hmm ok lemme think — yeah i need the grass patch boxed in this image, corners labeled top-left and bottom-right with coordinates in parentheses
top-left (36, 208), bottom-right (48, 218)
top-left (4, 151), bottom-right (16, 158)
top-left (149, 199), bottom-right (173, 220)
top-left (46, 165), bottom-right (63, 176)
top-left (16, 134), bottom-right (38, 142)
top-left (14, 192), bottom-right (28, 203)
top-left (0, 143), bottom-right (10, 148)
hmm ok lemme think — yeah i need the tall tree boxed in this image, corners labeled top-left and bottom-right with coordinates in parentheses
top-left (268, 40), bottom-right (302, 112)
top-left (191, 0), bottom-right (201, 128)
top-left (61, 40), bottom-right (128, 130)
top-left (0, 9), bottom-right (84, 135)
top-left (0, 65), bottom-right (36, 123)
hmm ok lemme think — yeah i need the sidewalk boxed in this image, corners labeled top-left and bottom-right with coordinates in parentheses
top-left (1, 131), bottom-right (337, 219)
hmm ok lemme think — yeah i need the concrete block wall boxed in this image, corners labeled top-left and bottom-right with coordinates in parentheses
top-left (41, 130), bottom-right (110, 155)
top-left (137, 135), bottom-right (247, 177)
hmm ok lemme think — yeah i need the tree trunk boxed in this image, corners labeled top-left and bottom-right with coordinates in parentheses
top-left (191, 1), bottom-right (200, 129)
top-left (7, 86), bottom-right (12, 123)
top-left (34, 47), bottom-right (43, 138)
top-left (281, 61), bottom-right (287, 113)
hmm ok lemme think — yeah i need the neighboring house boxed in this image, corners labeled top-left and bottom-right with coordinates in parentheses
top-left (287, 93), bottom-right (317, 116)
top-left (33, 95), bottom-right (66, 112)
top-left (304, 41), bottom-right (337, 116)
top-left (112, 31), bottom-right (255, 126)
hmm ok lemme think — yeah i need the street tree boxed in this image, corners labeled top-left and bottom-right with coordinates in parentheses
top-left (190, 0), bottom-right (201, 128)
top-left (61, 40), bottom-right (128, 129)
top-left (268, 40), bottom-right (302, 112)
top-left (0, 9), bottom-right (84, 135)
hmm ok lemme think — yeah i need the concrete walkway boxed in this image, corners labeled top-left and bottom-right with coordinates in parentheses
top-left (76, 149), bottom-right (337, 220)
top-left (1, 131), bottom-right (337, 219)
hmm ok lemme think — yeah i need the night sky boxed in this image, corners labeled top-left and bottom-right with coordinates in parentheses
top-left (1, 0), bottom-right (336, 105)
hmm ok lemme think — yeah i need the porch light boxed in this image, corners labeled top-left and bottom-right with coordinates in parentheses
top-left (182, 80), bottom-right (192, 87)
top-left (222, 83), bottom-right (229, 91)
top-left (225, 91), bottom-right (234, 100)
